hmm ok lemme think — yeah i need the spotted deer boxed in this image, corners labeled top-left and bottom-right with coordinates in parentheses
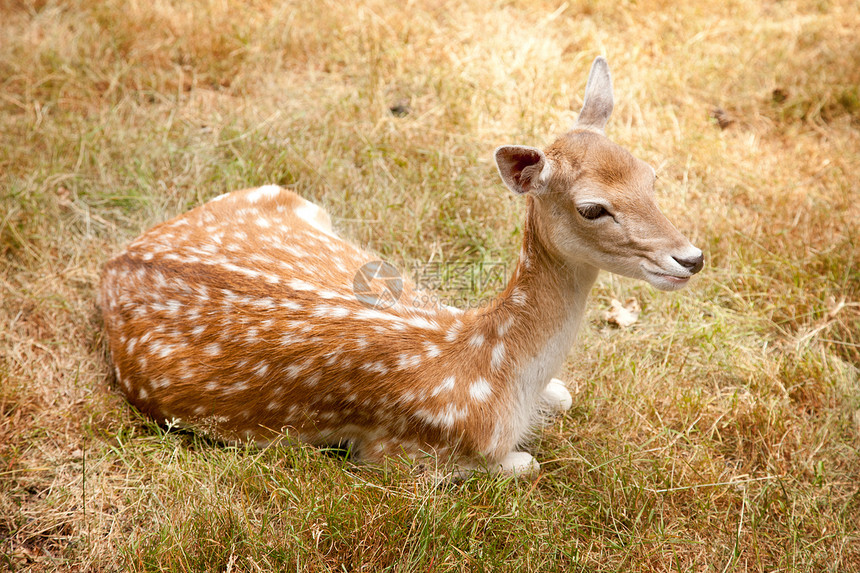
top-left (100, 57), bottom-right (703, 477)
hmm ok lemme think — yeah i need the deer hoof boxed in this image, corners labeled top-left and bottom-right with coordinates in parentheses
top-left (497, 451), bottom-right (540, 477)
top-left (542, 378), bottom-right (573, 412)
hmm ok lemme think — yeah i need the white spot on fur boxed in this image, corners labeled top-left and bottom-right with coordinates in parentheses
top-left (303, 371), bottom-right (322, 387)
top-left (355, 308), bottom-right (400, 322)
top-left (432, 375), bottom-right (456, 396)
top-left (285, 360), bottom-right (310, 378)
top-left (294, 201), bottom-right (332, 235)
top-left (225, 381), bottom-right (249, 394)
top-left (197, 243), bottom-right (217, 255)
top-left (445, 321), bottom-right (462, 342)
top-left (397, 354), bottom-right (422, 370)
top-left (204, 343), bottom-right (221, 356)
top-left (289, 279), bottom-right (315, 292)
top-left (415, 403), bottom-right (468, 429)
top-left (221, 262), bottom-right (261, 278)
top-left (497, 316), bottom-right (515, 337)
top-left (511, 287), bottom-right (527, 306)
top-left (469, 332), bottom-right (485, 347)
top-left (424, 342), bottom-right (441, 358)
top-left (313, 305), bottom-right (350, 319)
top-left (252, 298), bottom-right (276, 310)
top-left (491, 342), bottom-right (505, 369)
top-left (469, 377), bottom-right (493, 402)
top-left (405, 316), bottom-right (439, 330)
top-left (323, 348), bottom-right (342, 366)
top-left (361, 361), bottom-right (388, 375)
top-left (246, 185), bottom-right (280, 203)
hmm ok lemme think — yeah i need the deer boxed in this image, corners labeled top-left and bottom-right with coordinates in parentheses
top-left (99, 57), bottom-right (704, 477)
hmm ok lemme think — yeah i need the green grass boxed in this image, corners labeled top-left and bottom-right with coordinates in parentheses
top-left (1, 0), bottom-right (858, 570)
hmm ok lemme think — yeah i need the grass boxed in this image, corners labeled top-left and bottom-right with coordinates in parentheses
top-left (1, 0), bottom-right (858, 570)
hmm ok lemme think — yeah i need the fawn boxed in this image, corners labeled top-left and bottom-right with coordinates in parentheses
top-left (100, 57), bottom-right (703, 476)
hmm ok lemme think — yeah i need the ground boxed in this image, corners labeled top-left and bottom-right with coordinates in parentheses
top-left (1, 0), bottom-right (858, 571)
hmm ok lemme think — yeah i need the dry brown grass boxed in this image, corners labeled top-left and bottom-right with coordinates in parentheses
top-left (1, 0), bottom-right (858, 570)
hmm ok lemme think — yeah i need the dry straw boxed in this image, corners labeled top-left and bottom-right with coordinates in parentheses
top-left (1, 0), bottom-right (857, 570)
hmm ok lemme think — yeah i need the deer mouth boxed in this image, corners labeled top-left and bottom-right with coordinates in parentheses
top-left (658, 274), bottom-right (690, 286)
top-left (641, 266), bottom-right (693, 290)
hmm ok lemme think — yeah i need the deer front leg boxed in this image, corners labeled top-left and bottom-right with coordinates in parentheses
top-left (495, 451), bottom-right (540, 476)
top-left (541, 378), bottom-right (573, 412)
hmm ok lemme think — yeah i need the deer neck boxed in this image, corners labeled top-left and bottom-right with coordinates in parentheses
top-left (475, 196), bottom-right (598, 393)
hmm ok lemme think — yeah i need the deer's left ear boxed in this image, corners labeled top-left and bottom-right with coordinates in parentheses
top-left (495, 145), bottom-right (553, 195)
top-left (574, 56), bottom-right (614, 132)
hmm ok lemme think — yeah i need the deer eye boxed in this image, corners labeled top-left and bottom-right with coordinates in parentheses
top-left (577, 204), bottom-right (610, 220)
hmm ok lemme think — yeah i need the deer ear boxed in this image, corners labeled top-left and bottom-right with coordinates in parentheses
top-left (495, 145), bottom-right (552, 195)
top-left (574, 56), bottom-right (614, 132)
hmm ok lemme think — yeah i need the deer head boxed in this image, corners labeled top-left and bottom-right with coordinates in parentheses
top-left (495, 57), bottom-right (704, 291)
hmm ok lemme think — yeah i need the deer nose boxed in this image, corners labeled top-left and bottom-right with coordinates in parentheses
top-left (673, 251), bottom-right (704, 274)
